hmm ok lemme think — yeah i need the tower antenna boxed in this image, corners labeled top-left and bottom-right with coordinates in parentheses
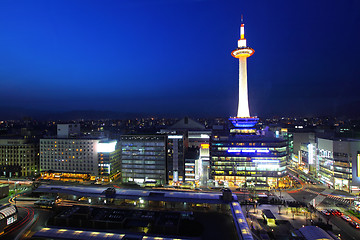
top-left (241, 14), bottom-right (243, 23)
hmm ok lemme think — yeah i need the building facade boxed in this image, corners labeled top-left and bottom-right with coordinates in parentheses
top-left (317, 138), bottom-right (360, 193)
top-left (210, 134), bottom-right (288, 188)
top-left (120, 135), bottom-right (167, 186)
top-left (0, 139), bottom-right (39, 177)
top-left (40, 138), bottom-right (100, 181)
top-left (97, 140), bottom-right (121, 182)
top-left (166, 135), bottom-right (185, 184)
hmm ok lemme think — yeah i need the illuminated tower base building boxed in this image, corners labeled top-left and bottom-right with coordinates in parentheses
top-left (210, 20), bottom-right (288, 189)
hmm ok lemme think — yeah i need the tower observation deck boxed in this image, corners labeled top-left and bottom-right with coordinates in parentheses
top-left (229, 19), bottom-right (258, 129)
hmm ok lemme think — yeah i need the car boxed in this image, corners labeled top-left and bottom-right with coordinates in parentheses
top-left (349, 221), bottom-right (360, 229)
top-left (333, 209), bottom-right (342, 216)
top-left (321, 210), bottom-right (330, 216)
top-left (327, 209), bottom-right (337, 215)
top-left (341, 215), bottom-right (352, 222)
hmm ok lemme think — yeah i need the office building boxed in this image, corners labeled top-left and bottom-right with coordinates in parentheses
top-left (166, 135), bottom-right (185, 184)
top-left (120, 135), bottom-right (167, 186)
top-left (97, 140), bottom-right (121, 182)
top-left (0, 139), bottom-right (39, 177)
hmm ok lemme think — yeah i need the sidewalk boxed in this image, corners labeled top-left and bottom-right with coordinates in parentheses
top-left (273, 190), bottom-right (296, 202)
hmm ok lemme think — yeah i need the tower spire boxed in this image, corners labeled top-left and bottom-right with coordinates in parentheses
top-left (240, 15), bottom-right (245, 40)
top-left (231, 17), bottom-right (255, 119)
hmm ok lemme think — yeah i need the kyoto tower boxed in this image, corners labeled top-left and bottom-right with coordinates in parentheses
top-left (229, 17), bottom-right (258, 128)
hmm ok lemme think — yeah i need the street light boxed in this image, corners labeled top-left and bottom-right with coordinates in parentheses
top-left (14, 181), bottom-right (19, 205)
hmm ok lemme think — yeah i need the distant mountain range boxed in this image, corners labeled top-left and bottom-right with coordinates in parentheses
top-left (0, 107), bottom-right (147, 121)
top-left (0, 100), bottom-right (359, 121)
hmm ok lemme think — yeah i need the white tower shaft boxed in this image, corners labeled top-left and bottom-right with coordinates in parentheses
top-left (237, 57), bottom-right (250, 117)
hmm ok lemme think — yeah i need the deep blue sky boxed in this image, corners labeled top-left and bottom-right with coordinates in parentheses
top-left (0, 0), bottom-right (359, 118)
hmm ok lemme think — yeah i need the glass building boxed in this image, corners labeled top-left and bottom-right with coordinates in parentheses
top-left (120, 135), bottom-right (167, 186)
top-left (210, 133), bottom-right (288, 188)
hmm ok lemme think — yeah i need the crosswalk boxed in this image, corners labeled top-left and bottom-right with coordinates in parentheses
top-left (303, 188), bottom-right (352, 205)
top-left (303, 189), bottom-right (319, 195)
top-left (326, 194), bottom-right (352, 205)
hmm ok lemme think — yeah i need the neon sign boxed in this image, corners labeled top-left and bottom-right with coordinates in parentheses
top-left (228, 148), bottom-right (270, 153)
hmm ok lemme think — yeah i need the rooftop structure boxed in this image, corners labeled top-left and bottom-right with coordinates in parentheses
top-left (33, 185), bottom-right (253, 240)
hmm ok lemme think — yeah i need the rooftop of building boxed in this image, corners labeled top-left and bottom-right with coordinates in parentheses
top-left (297, 226), bottom-right (336, 240)
top-left (213, 134), bottom-right (287, 143)
top-left (169, 117), bottom-right (206, 130)
top-left (32, 186), bottom-right (248, 240)
top-left (34, 185), bottom-right (237, 204)
top-left (317, 136), bottom-right (360, 142)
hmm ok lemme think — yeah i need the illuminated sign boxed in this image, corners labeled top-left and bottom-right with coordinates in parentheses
top-left (228, 148), bottom-right (269, 153)
top-left (252, 159), bottom-right (279, 163)
top-left (308, 144), bottom-right (314, 165)
top-left (98, 141), bottom-right (117, 153)
top-left (7, 215), bottom-right (17, 225)
top-left (168, 135), bottom-right (183, 139)
top-left (319, 149), bottom-right (333, 158)
top-left (257, 164), bottom-right (279, 170)
top-left (201, 144), bottom-right (210, 149)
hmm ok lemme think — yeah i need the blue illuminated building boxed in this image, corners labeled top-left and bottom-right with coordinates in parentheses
top-left (210, 132), bottom-right (288, 188)
top-left (210, 21), bottom-right (288, 188)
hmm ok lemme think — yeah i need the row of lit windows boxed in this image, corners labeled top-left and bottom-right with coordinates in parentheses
top-left (122, 164), bottom-right (163, 169)
top-left (41, 162), bottom-right (93, 167)
top-left (41, 140), bottom-right (94, 145)
top-left (40, 166), bottom-right (93, 171)
top-left (211, 156), bottom-right (286, 161)
top-left (0, 146), bottom-right (36, 149)
top-left (121, 160), bottom-right (165, 164)
top-left (122, 169), bottom-right (164, 174)
top-left (41, 152), bottom-right (93, 156)
top-left (122, 173), bottom-right (163, 179)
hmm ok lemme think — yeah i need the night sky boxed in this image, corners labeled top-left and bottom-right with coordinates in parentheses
top-left (0, 0), bottom-right (359, 118)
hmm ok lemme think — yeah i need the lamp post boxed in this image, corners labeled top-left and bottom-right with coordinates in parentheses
top-left (14, 181), bottom-right (18, 205)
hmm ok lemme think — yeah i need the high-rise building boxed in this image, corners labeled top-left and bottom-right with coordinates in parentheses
top-left (162, 118), bottom-right (211, 186)
top-left (120, 135), bottom-right (167, 186)
top-left (166, 135), bottom-right (185, 184)
top-left (39, 124), bottom-right (120, 182)
top-left (97, 140), bottom-right (121, 182)
top-left (40, 138), bottom-right (100, 181)
top-left (0, 139), bottom-right (39, 177)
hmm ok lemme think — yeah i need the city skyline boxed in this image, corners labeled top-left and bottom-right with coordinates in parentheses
top-left (0, 0), bottom-right (359, 118)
